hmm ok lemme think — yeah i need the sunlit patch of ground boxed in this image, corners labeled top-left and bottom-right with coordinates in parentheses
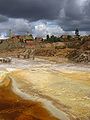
top-left (10, 68), bottom-right (90, 120)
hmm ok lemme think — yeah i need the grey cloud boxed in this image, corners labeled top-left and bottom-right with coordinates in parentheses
top-left (64, 0), bottom-right (83, 20)
top-left (84, 0), bottom-right (90, 17)
top-left (59, 0), bottom-right (90, 31)
top-left (0, 0), bottom-right (64, 21)
top-left (0, 0), bottom-right (90, 35)
top-left (0, 15), bottom-right (8, 23)
top-left (0, 18), bottom-right (32, 34)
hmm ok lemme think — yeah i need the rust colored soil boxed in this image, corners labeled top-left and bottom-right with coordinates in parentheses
top-left (0, 83), bottom-right (59, 120)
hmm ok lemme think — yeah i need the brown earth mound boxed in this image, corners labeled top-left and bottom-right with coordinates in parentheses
top-left (67, 49), bottom-right (90, 63)
top-left (81, 40), bottom-right (90, 50)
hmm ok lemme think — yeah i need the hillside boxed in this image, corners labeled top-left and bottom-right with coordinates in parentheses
top-left (0, 35), bottom-right (90, 64)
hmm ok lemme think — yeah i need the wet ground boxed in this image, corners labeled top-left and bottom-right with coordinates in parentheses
top-left (0, 58), bottom-right (90, 120)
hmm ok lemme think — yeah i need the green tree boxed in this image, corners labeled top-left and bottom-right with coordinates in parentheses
top-left (46, 35), bottom-right (49, 40)
top-left (75, 28), bottom-right (79, 36)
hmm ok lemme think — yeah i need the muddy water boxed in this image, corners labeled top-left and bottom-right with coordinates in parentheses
top-left (0, 58), bottom-right (90, 120)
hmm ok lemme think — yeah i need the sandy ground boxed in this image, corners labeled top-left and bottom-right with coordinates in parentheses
top-left (0, 58), bottom-right (90, 120)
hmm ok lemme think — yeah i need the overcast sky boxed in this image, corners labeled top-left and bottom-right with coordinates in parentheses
top-left (0, 0), bottom-right (90, 37)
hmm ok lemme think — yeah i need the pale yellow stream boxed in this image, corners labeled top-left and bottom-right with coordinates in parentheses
top-left (0, 58), bottom-right (90, 120)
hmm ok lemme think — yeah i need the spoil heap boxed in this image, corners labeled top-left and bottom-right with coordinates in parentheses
top-left (67, 49), bottom-right (90, 63)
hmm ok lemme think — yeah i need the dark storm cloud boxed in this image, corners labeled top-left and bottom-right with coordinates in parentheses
top-left (0, 0), bottom-right (64, 21)
top-left (0, 0), bottom-right (90, 35)
top-left (59, 0), bottom-right (90, 31)
top-left (84, 0), bottom-right (90, 17)
top-left (59, 0), bottom-right (83, 30)
top-left (64, 0), bottom-right (83, 20)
